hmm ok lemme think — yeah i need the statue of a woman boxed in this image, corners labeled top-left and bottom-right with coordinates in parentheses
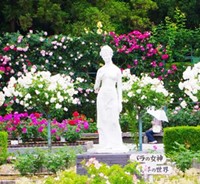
top-left (92, 45), bottom-right (129, 153)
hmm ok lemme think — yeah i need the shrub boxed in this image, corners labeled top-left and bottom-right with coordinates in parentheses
top-left (163, 126), bottom-right (200, 154)
top-left (0, 131), bottom-right (8, 165)
top-left (44, 158), bottom-right (145, 184)
top-left (44, 170), bottom-right (88, 184)
top-left (13, 146), bottom-right (83, 175)
top-left (168, 142), bottom-right (200, 172)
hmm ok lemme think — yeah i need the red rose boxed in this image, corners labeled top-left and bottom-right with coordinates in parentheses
top-left (68, 120), bottom-right (76, 126)
top-left (34, 112), bottom-right (41, 118)
top-left (3, 46), bottom-right (10, 52)
top-left (73, 111), bottom-right (79, 117)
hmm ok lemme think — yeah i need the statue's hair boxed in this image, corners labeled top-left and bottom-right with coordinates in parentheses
top-left (100, 45), bottom-right (113, 57)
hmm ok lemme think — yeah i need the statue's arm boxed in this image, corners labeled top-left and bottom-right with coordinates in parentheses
top-left (117, 69), bottom-right (123, 112)
top-left (94, 69), bottom-right (102, 93)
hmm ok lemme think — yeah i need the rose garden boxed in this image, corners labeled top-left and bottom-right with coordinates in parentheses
top-left (0, 12), bottom-right (200, 183)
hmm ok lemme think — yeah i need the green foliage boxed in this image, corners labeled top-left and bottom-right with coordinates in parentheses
top-left (168, 142), bottom-right (200, 172)
top-left (13, 146), bottom-right (83, 175)
top-left (163, 126), bottom-right (200, 154)
top-left (151, 8), bottom-right (200, 63)
top-left (150, 0), bottom-right (200, 29)
top-left (62, 126), bottom-right (81, 143)
top-left (0, 131), bottom-right (8, 165)
top-left (166, 108), bottom-right (200, 127)
top-left (81, 158), bottom-right (145, 184)
top-left (0, 0), bottom-right (158, 35)
top-left (14, 149), bottom-right (45, 175)
top-left (44, 170), bottom-right (88, 184)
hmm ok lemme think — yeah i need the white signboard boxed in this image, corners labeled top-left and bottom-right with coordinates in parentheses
top-left (130, 154), bottom-right (167, 164)
top-left (10, 140), bottom-right (19, 145)
top-left (130, 154), bottom-right (173, 175)
top-left (138, 163), bottom-right (173, 175)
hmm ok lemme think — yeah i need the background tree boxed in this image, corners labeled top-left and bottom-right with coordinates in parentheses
top-left (0, 0), bottom-right (157, 35)
top-left (149, 0), bottom-right (200, 29)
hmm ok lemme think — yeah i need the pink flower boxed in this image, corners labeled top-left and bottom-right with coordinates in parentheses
top-left (22, 127), bottom-right (27, 133)
top-left (150, 72), bottom-right (155, 77)
top-left (151, 61), bottom-right (157, 67)
top-left (161, 54), bottom-right (169, 60)
top-left (0, 67), bottom-right (5, 72)
top-left (158, 62), bottom-right (164, 67)
top-left (158, 76), bottom-right (163, 80)
top-left (83, 122), bottom-right (89, 130)
top-left (38, 126), bottom-right (44, 133)
top-left (153, 145), bottom-right (158, 150)
top-left (171, 64), bottom-right (177, 71)
top-left (133, 59), bottom-right (138, 66)
top-left (3, 46), bottom-right (10, 52)
top-left (167, 69), bottom-right (173, 74)
top-left (76, 127), bottom-right (81, 132)
top-left (127, 64), bottom-right (131, 68)
top-left (51, 128), bottom-right (57, 134)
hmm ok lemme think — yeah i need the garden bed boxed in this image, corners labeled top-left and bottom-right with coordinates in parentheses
top-left (8, 140), bottom-right (86, 148)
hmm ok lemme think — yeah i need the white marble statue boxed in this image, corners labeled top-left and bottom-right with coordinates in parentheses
top-left (90, 45), bottom-right (129, 153)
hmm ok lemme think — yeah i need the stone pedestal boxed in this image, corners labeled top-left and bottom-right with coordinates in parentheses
top-left (76, 152), bottom-right (131, 175)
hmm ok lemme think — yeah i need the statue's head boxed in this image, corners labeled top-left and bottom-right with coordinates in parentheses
top-left (100, 45), bottom-right (113, 62)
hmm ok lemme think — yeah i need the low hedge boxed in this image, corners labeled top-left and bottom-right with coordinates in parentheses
top-left (0, 131), bottom-right (8, 165)
top-left (163, 126), bottom-right (200, 154)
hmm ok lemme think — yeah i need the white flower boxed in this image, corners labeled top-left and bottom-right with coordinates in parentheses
top-left (178, 63), bottom-right (200, 102)
top-left (141, 95), bottom-right (147, 99)
top-left (0, 91), bottom-right (5, 106)
top-left (50, 97), bottom-right (56, 103)
top-left (4, 70), bottom-right (77, 113)
top-left (38, 84), bottom-right (43, 88)
top-left (136, 89), bottom-right (141, 94)
top-left (55, 103), bottom-right (62, 109)
top-left (24, 93), bottom-right (31, 100)
top-left (35, 90), bottom-right (40, 95)
top-left (180, 100), bottom-right (187, 108)
top-left (122, 72), bottom-right (170, 109)
top-left (64, 107), bottom-right (68, 111)
top-left (127, 91), bottom-right (134, 97)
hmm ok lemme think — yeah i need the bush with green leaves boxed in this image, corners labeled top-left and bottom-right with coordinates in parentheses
top-left (44, 158), bottom-right (145, 184)
top-left (14, 149), bottom-right (45, 175)
top-left (168, 142), bottom-right (200, 172)
top-left (163, 126), bottom-right (200, 154)
top-left (44, 170), bottom-right (88, 184)
top-left (0, 131), bottom-right (8, 165)
top-left (13, 146), bottom-right (83, 175)
top-left (166, 106), bottom-right (200, 127)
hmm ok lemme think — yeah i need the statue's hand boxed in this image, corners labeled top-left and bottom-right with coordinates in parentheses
top-left (94, 88), bottom-right (99, 93)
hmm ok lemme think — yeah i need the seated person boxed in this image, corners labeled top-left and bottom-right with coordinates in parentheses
top-left (145, 118), bottom-right (162, 144)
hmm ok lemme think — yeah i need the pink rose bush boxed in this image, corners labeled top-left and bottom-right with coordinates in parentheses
top-left (109, 30), bottom-right (177, 79)
top-left (0, 111), bottom-right (89, 142)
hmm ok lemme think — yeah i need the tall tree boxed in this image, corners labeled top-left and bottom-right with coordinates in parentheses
top-left (149, 0), bottom-right (200, 29)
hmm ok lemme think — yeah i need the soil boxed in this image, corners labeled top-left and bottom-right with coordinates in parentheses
top-left (0, 164), bottom-right (51, 183)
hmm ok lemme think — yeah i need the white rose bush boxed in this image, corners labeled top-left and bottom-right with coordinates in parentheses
top-left (3, 69), bottom-right (78, 117)
top-left (178, 62), bottom-right (200, 103)
top-left (122, 68), bottom-right (170, 114)
top-left (122, 69), bottom-right (171, 149)
top-left (3, 69), bottom-right (80, 148)
top-left (0, 91), bottom-right (5, 107)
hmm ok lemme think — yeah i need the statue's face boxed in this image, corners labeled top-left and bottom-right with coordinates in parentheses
top-left (100, 45), bottom-right (113, 63)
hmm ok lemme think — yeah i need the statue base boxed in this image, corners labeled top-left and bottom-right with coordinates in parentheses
top-left (76, 152), bottom-right (131, 175)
